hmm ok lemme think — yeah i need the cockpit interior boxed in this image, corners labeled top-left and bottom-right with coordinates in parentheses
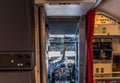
top-left (1, 0), bottom-right (120, 83)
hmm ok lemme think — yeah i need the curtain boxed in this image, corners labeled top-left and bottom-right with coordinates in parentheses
top-left (86, 10), bottom-right (95, 83)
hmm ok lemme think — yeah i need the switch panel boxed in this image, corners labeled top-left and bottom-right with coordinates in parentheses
top-left (93, 63), bottom-right (112, 76)
top-left (0, 52), bottom-right (34, 70)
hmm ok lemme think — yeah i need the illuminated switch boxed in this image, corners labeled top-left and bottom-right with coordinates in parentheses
top-left (10, 60), bottom-right (15, 63)
top-left (20, 64), bottom-right (24, 66)
top-left (101, 68), bottom-right (104, 73)
top-left (102, 27), bottom-right (106, 33)
top-left (96, 68), bottom-right (99, 73)
top-left (17, 64), bottom-right (21, 67)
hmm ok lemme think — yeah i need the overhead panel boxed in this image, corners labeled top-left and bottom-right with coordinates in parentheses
top-left (94, 12), bottom-right (120, 36)
top-left (96, 0), bottom-right (120, 20)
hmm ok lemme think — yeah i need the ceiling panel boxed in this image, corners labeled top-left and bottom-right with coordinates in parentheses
top-left (45, 2), bottom-right (95, 16)
top-left (43, 1), bottom-right (97, 34)
top-left (96, 0), bottom-right (120, 20)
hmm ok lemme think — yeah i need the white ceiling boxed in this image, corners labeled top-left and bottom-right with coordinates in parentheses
top-left (96, 0), bottom-right (120, 20)
top-left (44, 0), bottom-right (120, 34)
top-left (45, 2), bottom-right (96, 16)
top-left (44, 0), bottom-right (120, 19)
top-left (44, 1), bottom-right (97, 34)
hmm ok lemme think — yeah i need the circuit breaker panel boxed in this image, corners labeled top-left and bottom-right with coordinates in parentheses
top-left (47, 35), bottom-right (76, 83)
top-left (93, 12), bottom-right (120, 82)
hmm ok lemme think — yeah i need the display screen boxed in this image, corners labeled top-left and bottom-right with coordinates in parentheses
top-left (93, 49), bottom-right (100, 59)
top-left (100, 42), bottom-right (112, 49)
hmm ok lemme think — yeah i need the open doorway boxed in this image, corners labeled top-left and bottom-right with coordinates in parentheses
top-left (45, 17), bottom-right (80, 83)
top-left (37, 1), bottom-right (97, 82)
